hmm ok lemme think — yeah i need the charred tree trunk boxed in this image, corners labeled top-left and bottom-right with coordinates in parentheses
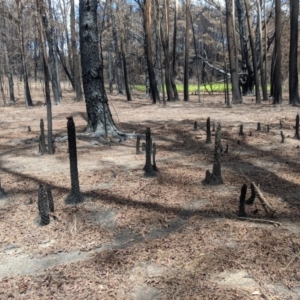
top-left (183, 0), bottom-right (190, 101)
top-left (272, 0), bottom-right (282, 104)
top-left (171, 0), bottom-right (179, 100)
top-left (65, 117), bottom-right (83, 204)
top-left (289, 0), bottom-right (299, 105)
top-left (120, 29), bottom-right (131, 101)
top-left (79, 0), bottom-right (123, 137)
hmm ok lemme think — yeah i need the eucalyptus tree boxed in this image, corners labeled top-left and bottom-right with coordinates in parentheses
top-left (79, 0), bottom-right (126, 137)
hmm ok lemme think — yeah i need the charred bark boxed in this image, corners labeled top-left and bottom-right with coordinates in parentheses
top-left (65, 117), bottom-right (83, 204)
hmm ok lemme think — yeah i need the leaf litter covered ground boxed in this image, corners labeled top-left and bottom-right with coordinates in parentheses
top-left (0, 85), bottom-right (300, 299)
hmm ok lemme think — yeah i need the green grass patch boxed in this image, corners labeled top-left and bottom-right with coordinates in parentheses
top-left (133, 82), bottom-right (232, 93)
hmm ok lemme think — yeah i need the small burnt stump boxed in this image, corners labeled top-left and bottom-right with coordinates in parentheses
top-left (46, 185), bottom-right (54, 213)
top-left (38, 184), bottom-right (50, 226)
top-left (206, 117), bottom-right (212, 144)
top-left (239, 124), bottom-right (244, 136)
top-left (136, 136), bottom-right (141, 154)
top-left (143, 127), bottom-right (157, 176)
top-left (238, 183), bottom-right (247, 217)
top-left (65, 117), bottom-right (84, 204)
top-left (194, 121), bottom-right (198, 131)
top-left (205, 124), bottom-right (223, 185)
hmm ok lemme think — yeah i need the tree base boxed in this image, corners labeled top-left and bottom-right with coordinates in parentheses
top-left (204, 170), bottom-right (223, 185)
top-left (65, 191), bottom-right (84, 205)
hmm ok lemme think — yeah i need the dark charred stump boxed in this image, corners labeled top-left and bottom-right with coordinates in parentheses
top-left (294, 114), bottom-right (300, 139)
top-left (205, 124), bottom-right (223, 184)
top-left (0, 178), bottom-right (6, 199)
top-left (152, 142), bottom-right (158, 171)
top-left (194, 121), bottom-right (198, 131)
top-left (46, 185), bottom-right (54, 213)
top-left (65, 117), bottom-right (84, 204)
top-left (279, 120), bottom-right (283, 129)
top-left (136, 136), bottom-right (141, 154)
top-left (245, 183), bottom-right (256, 205)
top-left (239, 124), bottom-right (244, 136)
top-left (238, 183), bottom-right (247, 217)
top-left (28, 126), bottom-right (31, 132)
top-left (267, 125), bottom-right (270, 133)
top-left (38, 184), bottom-right (50, 226)
top-left (143, 127), bottom-right (157, 176)
top-left (206, 117), bottom-right (212, 144)
top-left (212, 122), bottom-right (215, 132)
top-left (257, 122), bottom-right (261, 131)
top-left (224, 143), bottom-right (228, 153)
top-left (39, 119), bottom-right (47, 155)
top-left (280, 131), bottom-right (285, 143)
top-left (142, 142), bottom-right (146, 151)
top-left (249, 131), bottom-right (252, 136)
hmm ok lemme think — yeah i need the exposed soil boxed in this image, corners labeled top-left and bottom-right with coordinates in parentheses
top-left (0, 83), bottom-right (300, 299)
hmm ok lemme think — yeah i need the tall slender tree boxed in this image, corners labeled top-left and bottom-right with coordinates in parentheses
top-left (244, 0), bottom-right (261, 104)
top-left (226, 0), bottom-right (242, 104)
top-left (289, 0), bottom-right (299, 105)
top-left (183, 0), bottom-right (190, 101)
top-left (71, 0), bottom-right (83, 101)
top-left (272, 0), bottom-right (282, 104)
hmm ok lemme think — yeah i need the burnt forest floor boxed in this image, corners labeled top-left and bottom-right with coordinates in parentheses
top-left (0, 83), bottom-right (300, 299)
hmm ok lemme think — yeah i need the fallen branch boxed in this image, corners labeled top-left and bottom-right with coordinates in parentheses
top-left (283, 253), bottom-right (299, 270)
top-left (238, 217), bottom-right (281, 227)
top-left (240, 170), bottom-right (276, 217)
top-left (252, 182), bottom-right (276, 217)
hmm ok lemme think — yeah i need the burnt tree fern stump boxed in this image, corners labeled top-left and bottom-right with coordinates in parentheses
top-left (205, 124), bottom-right (223, 184)
top-left (38, 184), bottom-right (50, 225)
top-left (143, 127), bottom-right (157, 176)
top-left (65, 117), bottom-right (84, 204)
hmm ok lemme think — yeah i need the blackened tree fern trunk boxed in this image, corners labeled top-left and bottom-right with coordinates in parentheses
top-left (65, 117), bottom-right (83, 204)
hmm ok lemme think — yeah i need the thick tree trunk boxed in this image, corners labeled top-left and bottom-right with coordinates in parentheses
top-left (289, 0), bottom-right (299, 105)
top-left (79, 0), bottom-right (122, 137)
top-left (71, 0), bottom-right (83, 101)
top-left (272, 0), bottom-right (282, 104)
top-left (226, 0), bottom-right (242, 104)
top-left (183, 0), bottom-right (190, 101)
